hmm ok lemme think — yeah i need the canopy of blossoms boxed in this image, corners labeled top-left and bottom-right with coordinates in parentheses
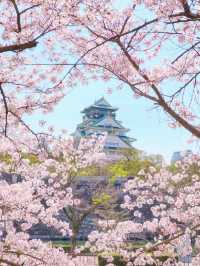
top-left (86, 154), bottom-right (200, 265)
top-left (0, 133), bottom-right (105, 265)
top-left (0, 0), bottom-right (200, 265)
top-left (51, 0), bottom-right (200, 138)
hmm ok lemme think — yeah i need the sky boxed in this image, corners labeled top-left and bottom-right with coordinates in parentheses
top-left (26, 80), bottom-right (197, 164)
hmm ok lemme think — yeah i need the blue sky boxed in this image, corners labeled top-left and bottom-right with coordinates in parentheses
top-left (26, 80), bottom-right (196, 163)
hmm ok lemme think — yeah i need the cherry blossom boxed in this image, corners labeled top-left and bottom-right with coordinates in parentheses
top-left (1, 0), bottom-right (200, 265)
top-left (86, 154), bottom-right (200, 265)
top-left (0, 132), bottom-right (105, 265)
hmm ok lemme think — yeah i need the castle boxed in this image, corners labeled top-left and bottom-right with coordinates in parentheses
top-left (73, 97), bottom-right (135, 153)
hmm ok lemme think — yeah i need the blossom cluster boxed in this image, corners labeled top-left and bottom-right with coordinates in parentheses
top-left (0, 133), bottom-right (105, 265)
top-left (86, 154), bottom-right (200, 265)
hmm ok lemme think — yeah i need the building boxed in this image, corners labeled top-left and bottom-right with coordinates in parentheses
top-left (73, 97), bottom-right (136, 154)
top-left (171, 150), bottom-right (192, 164)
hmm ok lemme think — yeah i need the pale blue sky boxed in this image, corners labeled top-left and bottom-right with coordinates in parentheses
top-left (26, 80), bottom-right (197, 163)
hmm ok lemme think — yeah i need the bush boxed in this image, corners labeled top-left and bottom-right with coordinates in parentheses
top-left (98, 255), bottom-right (173, 266)
top-left (98, 256), bottom-right (126, 266)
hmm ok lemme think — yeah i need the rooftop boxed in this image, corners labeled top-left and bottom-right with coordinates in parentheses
top-left (94, 116), bottom-right (125, 129)
top-left (81, 97), bottom-right (118, 113)
top-left (74, 97), bottom-right (136, 150)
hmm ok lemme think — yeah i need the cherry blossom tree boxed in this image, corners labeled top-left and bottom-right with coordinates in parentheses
top-left (1, 0), bottom-right (200, 265)
top-left (37, 0), bottom-right (200, 139)
top-left (0, 133), bottom-right (106, 265)
top-left (85, 154), bottom-right (200, 265)
top-left (0, 0), bottom-right (82, 144)
top-left (1, 0), bottom-right (200, 143)
top-left (0, 150), bottom-right (75, 265)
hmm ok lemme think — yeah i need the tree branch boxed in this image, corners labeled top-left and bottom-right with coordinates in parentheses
top-left (117, 41), bottom-right (200, 138)
top-left (20, 4), bottom-right (41, 15)
top-left (0, 41), bottom-right (37, 54)
top-left (0, 83), bottom-right (9, 136)
top-left (10, 0), bottom-right (21, 32)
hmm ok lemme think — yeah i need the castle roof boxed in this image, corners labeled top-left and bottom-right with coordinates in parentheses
top-left (74, 97), bottom-right (136, 150)
top-left (95, 97), bottom-right (112, 107)
top-left (104, 135), bottom-right (132, 149)
top-left (81, 97), bottom-right (118, 113)
top-left (94, 116), bottom-right (124, 128)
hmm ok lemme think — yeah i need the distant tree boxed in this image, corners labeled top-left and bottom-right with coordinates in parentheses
top-left (145, 154), bottom-right (164, 167)
top-left (38, 135), bottom-right (125, 252)
top-left (63, 184), bottom-right (121, 251)
top-left (76, 148), bottom-right (164, 182)
top-left (107, 148), bottom-right (159, 181)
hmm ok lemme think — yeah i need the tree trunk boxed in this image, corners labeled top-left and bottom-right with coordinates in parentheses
top-left (71, 229), bottom-right (79, 252)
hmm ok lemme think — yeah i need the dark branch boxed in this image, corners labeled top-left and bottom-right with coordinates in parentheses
top-left (10, 0), bottom-right (22, 32)
top-left (172, 41), bottom-right (200, 64)
top-left (20, 4), bottom-right (41, 15)
top-left (0, 41), bottom-right (37, 54)
top-left (0, 83), bottom-right (9, 136)
top-left (117, 41), bottom-right (200, 138)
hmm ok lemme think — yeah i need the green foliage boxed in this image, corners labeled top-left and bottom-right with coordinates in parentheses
top-left (98, 256), bottom-right (125, 266)
top-left (77, 165), bottom-right (101, 177)
top-left (53, 241), bottom-right (173, 265)
top-left (76, 148), bottom-right (163, 180)
top-left (168, 163), bottom-right (179, 173)
top-left (92, 193), bottom-right (112, 206)
top-left (52, 240), bottom-right (85, 251)
top-left (108, 154), bottom-right (155, 182)
top-left (107, 149), bottom-right (164, 182)
top-left (21, 153), bottom-right (40, 165)
top-left (0, 152), bottom-right (40, 165)
top-left (108, 163), bottom-right (129, 183)
top-left (98, 255), bottom-right (173, 266)
top-left (0, 153), bottom-right (12, 164)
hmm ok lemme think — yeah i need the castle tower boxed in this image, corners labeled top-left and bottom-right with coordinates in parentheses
top-left (73, 97), bottom-right (136, 152)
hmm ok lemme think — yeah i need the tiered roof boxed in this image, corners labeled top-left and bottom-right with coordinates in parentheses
top-left (81, 97), bottom-right (118, 113)
top-left (74, 97), bottom-right (136, 150)
top-left (94, 116), bottom-right (126, 129)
